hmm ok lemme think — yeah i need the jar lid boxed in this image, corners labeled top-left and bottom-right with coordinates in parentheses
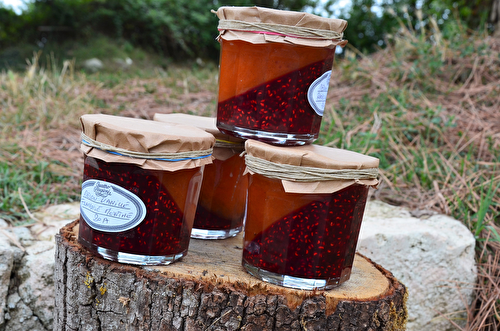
top-left (245, 140), bottom-right (379, 193)
top-left (214, 6), bottom-right (348, 48)
top-left (153, 113), bottom-right (245, 160)
top-left (153, 113), bottom-right (244, 144)
top-left (80, 114), bottom-right (215, 171)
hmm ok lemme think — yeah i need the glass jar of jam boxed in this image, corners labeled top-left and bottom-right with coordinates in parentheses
top-left (78, 114), bottom-right (215, 265)
top-left (242, 140), bottom-right (379, 290)
top-left (153, 113), bottom-right (247, 240)
top-left (214, 6), bottom-right (348, 146)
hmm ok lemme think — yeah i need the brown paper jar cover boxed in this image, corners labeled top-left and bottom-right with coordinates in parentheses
top-left (244, 140), bottom-right (379, 194)
top-left (214, 7), bottom-right (348, 146)
top-left (214, 6), bottom-right (348, 48)
top-left (78, 114), bottom-right (214, 264)
top-left (153, 113), bottom-right (241, 142)
top-left (242, 140), bottom-right (379, 289)
top-left (80, 114), bottom-right (215, 171)
top-left (153, 113), bottom-right (244, 160)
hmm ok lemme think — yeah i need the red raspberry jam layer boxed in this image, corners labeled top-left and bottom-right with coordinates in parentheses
top-left (79, 156), bottom-right (201, 257)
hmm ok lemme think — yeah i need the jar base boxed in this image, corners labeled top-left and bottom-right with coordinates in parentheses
top-left (191, 226), bottom-right (242, 240)
top-left (217, 123), bottom-right (315, 146)
top-left (79, 237), bottom-right (186, 266)
top-left (242, 260), bottom-right (350, 290)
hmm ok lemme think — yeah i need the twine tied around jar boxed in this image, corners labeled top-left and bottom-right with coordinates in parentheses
top-left (81, 132), bottom-right (213, 161)
top-left (214, 139), bottom-right (245, 149)
top-left (216, 18), bottom-right (344, 41)
top-left (245, 154), bottom-right (378, 182)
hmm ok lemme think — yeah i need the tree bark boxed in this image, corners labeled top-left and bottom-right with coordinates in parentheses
top-left (54, 221), bottom-right (407, 331)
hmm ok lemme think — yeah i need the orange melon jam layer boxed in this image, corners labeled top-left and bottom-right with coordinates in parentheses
top-left (218, 40), bottom-right (333, 102)
top-left (243, 174), bottom-right (369, 280)
top-left (193, 154), bottom-right (248, 230)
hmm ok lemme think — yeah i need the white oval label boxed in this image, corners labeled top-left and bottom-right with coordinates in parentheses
top-left (80, 179), bottom-right (147, 232)
top-left (307, 70), bottom-right (332, 116)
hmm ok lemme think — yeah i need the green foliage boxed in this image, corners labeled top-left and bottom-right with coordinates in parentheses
top-left (343, 0), bottom-right (402, 53)
top-left (0, 155), bottom-right (78, 224)
top-left (0, 0), bottom-right (319, 63)
top-left (473, 181), bottom-right (500, 243)
top-left (320, 0), bottom-right (496, 54)
top-left (0, 6), bottom-right (26, 48)
top-left (1, 0), bottom-right (496, 61)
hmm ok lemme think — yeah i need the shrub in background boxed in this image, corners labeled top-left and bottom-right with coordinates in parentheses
top-left (320, 0), bottom-right (497, 54)
top-left (0, 0), bottom-right (318, 64)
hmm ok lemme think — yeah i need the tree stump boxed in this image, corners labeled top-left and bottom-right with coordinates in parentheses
top-left (54, 221), bottom-right (407, 331)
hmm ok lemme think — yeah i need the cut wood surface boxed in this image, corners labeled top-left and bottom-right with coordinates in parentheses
top-left (54, 221), bottom-right (407, 331)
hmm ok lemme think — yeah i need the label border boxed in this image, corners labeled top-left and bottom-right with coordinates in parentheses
top-left (80, 179), bottom-right (147, 232)
top-left (307, 70), bottom-right (332, 117)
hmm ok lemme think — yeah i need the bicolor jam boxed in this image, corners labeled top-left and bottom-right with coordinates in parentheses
top-left (192, 154), bottom-right (247, 232)
top-left (79, 156), bottom-right (202, 258)
top-left (243, 174), bottom-right (369, 283)
top-left (216, 40), bottom-right (335, 145)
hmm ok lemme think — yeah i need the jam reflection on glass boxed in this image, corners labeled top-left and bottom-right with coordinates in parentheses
top-left (78, 156), bottom-right (202, 257)
top-left (193, 153), bottom-right (247, 231)
top-left (216, 40), bottom-right (335, 143)
top-left (243, 174), bottom-right (369, 283)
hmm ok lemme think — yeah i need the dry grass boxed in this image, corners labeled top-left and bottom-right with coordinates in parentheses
top-left (320, 20), bottom-right (500, 330)
top-left (468, 229), bottom-right (500, 331)
top-left (324, 31), bottom-right (500, 217)
top-left (0, 55), bottom-right (220, 222)
top-left (1, 53), bottom-right (100, 219)
top-left (0, 21), bottom-right (499, 329)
